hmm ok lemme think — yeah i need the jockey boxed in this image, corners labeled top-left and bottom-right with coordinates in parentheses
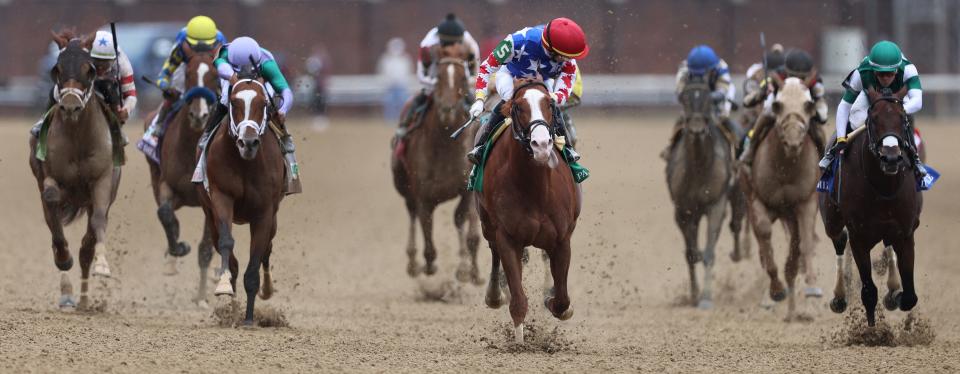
top-left (819, 40), bottom-right (926, 176)
top-left (202, 36), bottom-right (296, 159)
top-left (141, 16), bottom-right (226, 147)
top-left (402, 13), bottom-right (480, 130)
top-left (467, 17), bottom-right (587, 164)
top-left (741, 44), bottom-right (784, 110)
top-left (31, 30), bottom-right (136, 137)
top-left (663, 45), bottom-right (742, 158)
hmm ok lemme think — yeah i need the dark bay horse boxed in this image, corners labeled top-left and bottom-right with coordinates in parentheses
top-left (391, 44), bottom-right (481, 283)
top-left (143, 44), bottom-right (220, 298)
top-left (741, 78), bottom-right (820, 320)
top-left (478, 79), bottom-right (580, 343)
top-left (198, 69), bottom-right (286, 325)
top-left (821, 87), bottom-right (923, 326)
top-left (666, 77), bottom-right (735, 309)
top-left (29, 31), bottom-right (120, 309)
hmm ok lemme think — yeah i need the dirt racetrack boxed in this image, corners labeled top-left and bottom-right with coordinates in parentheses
top-left (0, 114), bottom-right (958, 373)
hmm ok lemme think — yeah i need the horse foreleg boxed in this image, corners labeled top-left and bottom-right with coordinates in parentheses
top-left (40, 180), bottom-right (71, 272)
top-left (454, 195), bottom-right (473, 283)
top-left (210, 191), bottom-right (236, 297)
top-left (798, 196), bottom-right (821, 299)
top-left (750, 201), bottom-right (785, 302)
top-left (700, 200), bottom-right (726, 309)
top-left (242, 217), bottom-right (274, 325)
top-left (404, 198), bottom-right (420, 277)
top-left (258, 221), bottom-right (278, 301)
top-left (77, 218), bottom-right (97, 310)
top-left (891, 236), bottom-right (917, 312)
top-left (157, 183), bottom-right (190, 268)
top-left (485, 245), bottom-right (504, 309)
top-left (496, 235), bottom-right (527, 344)
top-left (783, 215), bottom-right (802, 321)
top-left (195, 218), bottom-right (214, 308)
top-left (880, 245), bottom-right (902, 310)
top-left (416, 202), bottom-right (438, 276)
top-left (676, 209), bottom-right (700, 306)
top-left (545, 241), bottom-right (573, 321)
top-left (850, 238), bottom-right (879, 326)
top-left (827, 229), bottom-right (849, 314)
top-left (89, 175), bottom-right (113, 278)
top-left (467, 203), bottom-right (483, 286)
top-left (728, 186), bottom-right (747, 262)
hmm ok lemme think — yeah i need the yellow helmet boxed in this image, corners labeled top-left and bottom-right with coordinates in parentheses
top-left (186, 15), bottom-right (218, 45)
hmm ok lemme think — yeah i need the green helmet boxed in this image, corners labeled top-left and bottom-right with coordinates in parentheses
top-left (867, 41), bottom-right (903, 72)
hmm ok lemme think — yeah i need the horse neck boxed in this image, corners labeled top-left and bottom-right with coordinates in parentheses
top-left (501, 130), bottom-right (553, 188)
top-left (680, 127), bottom-right (717, 169)
top-left (170, 107), bottom-right (202, 153)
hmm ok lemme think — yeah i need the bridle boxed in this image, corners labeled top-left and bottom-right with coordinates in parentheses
top-left (865, 94), bottom-right (910, 157)
top-left (228, 78), bottom-right (268, 138)
top-left (52, 41), bottom-right (96, 108)
top-left (509, 80), bottom-right (554, 155)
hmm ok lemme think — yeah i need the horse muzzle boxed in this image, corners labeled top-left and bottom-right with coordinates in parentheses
top-left (879, 136), bottom-right (904, 175)
top-left (237, 136), bottom-right (261, 160)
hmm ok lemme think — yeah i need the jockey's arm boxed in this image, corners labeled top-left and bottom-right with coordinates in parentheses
top-left (714, 60), bottom-right (733, 116)
top-left (416, 46), bottom-right (435, 88)
top-left (156, 43), bottom-right (185, 90)
top-left (550, 60), bottom-right (577, 106)
top-left (463, 31), bottom-right (481, 76)
top-left (260, 59), bottom-right (293, 115)
top-left (836, 69), bottom-right (863, 138)
top-left (903, 64), bottom-right (922, 115)
top-left (475, 35), bottom-right (513, 102)
top-left (674, 61), bottom-right (688, 97)
top-left (214, 47), bottom-right (233, 80)
top-left (117, 49), bottom-right (137, 114)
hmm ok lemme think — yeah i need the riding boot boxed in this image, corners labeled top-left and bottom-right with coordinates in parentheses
top-left (808, 119), bottom-right (826, 157)
top-left (553, 111), bottom-right (580, 162)
top-left (819, 133), bottom-right (847, 171)
top-left (467, 101), bottom-right (505, 165)
top-left (739, 113), bottom-right (775, 166)
top-left (660, 118), bottom-right (684, 160)
top-left (31, 88), bottom-right (58, 138)
top-left (904, 117), bottom-right (927, 177)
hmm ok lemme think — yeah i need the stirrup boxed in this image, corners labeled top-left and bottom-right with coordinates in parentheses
top-left (818, 153), bottom-right (834, 170)
top-left (467, 146), bottom-right (483, 165)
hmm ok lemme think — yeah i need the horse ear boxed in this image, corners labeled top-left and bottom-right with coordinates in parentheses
top-left (80, 32), bottom-right (95, 50)
top-left (771, 73), bottom-right (785, 90)
top-left (866, 86), bottom-right (880, 103)
top-left (771, 101), bottom-right (784, 116)
top-left (896, 85), bottom-right (909, 100)
top-left (183, 42), bottom-right (195, 59)
top-left (51, 30), bottom-right (68, 49)
top-left (804, 68), bottom-right (818, 88)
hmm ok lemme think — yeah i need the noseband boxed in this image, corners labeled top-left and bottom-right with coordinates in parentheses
top-left (228, 79), bottom-right (268, 137)
top-left (509, 81), bottom-right (554, 155)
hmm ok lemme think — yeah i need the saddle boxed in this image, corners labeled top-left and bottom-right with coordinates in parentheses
top-left (35, 100), bottom-right (126, 167)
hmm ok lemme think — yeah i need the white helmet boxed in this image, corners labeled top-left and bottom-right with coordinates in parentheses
top-left (90, 30), bottom-right (117, 60)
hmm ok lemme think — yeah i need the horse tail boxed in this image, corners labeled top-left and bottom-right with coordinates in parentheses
top-left (58, 201), bottom-right (87, 226)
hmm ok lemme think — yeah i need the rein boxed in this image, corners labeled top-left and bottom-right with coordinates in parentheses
top-left (509, 81), bottom-right (554, 155)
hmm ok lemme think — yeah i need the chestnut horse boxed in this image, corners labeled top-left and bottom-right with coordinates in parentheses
top-left (821, 87), bottom-right (923, 326)
top-left (143, 44), bottom-right (220, 298)
top-left (198, 68), bottom-right (286, 324)
top-left (740, 78), bottom-right (820, 321)
top-left (478, 79), bottom-right (580, 343)
top-left (391, 44), bottom-right (480, 282)
top-left (29, 31), bottom-right (120, 309)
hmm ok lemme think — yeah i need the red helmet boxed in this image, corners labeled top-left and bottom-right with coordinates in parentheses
top-left (541, 17), bottom-right (589, 59)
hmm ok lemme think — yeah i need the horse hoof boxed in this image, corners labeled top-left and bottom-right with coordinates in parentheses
top-left (804, 287), bottom-right (823, 298)
top-left (883, 290), bottom-right (901, 311)
top-left (58, 295), bottom-right (76, 310)
top-left (214, 271), bottom-right (234, 296)
top-left (771, 289), bottom-right (787, 302)
top-left (485, 292), bottom-right (504, 309)
top-left (241, 319), bottom-right (256, 329)
top-left (162, 256), bottom-right (179, 276)
top-left (424, 263), bottom-right (438, 276)
top-left (169, 242), bottom-right (191, 257)
top-left (455, 265), bottom-right (472, 283)
top-left (77, 295), bottom-right (90, 311)
top-left (543, 296), bottom-right (574, 320)
top-left (829, 297), bottom-right (847, 314)
top-left (42, 186), bottom-right (61, 203)
top-left (55, 255), bottom-right (74, 271)
top-left (406, 262), bottom-right (421, 277)
top-left (514, 324), bottom-right (525, 344)
top-left (92, 255), bottom-right (111, 278)
top-left (697, 299), bottom-right (714, 310)
top-left (898, 293), bottom-right (918, 311)
top-left (259, 287), bottom-right (274, 300)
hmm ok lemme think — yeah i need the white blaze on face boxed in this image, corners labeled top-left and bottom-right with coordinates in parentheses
top-left (234, 89), bottom-right (258, 135)
top-left (197, 63), bottom-right (210, 116)
top-left (882, 136), bottom-right (899, 148)
top-left (524, 89), bottom-right (553, 163)
top-left (447, 64), bottom-right (455, 90)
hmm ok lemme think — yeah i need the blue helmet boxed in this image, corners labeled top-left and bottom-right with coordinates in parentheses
top-left (686, 45), bottom-right (719, 74)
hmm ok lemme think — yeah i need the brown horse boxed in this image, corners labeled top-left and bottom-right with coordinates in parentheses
top-left (143, 44), bottom-right (220, 298)
top-left (666, 76), bottom-right (735, 309)
top-left (29, 31), bottom-right (120, 309)
top-left (198, 68), bottom-right (286, 325)
top-left (821, 87), bottom-right (923, 326)
top-left (391, 44), bottom-right (481, 283)
top-left (478, 79), bottom-right (580, 344)
top-left (741, 78), bottom-right (820, 320)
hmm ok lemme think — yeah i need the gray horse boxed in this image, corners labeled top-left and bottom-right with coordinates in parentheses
top-left (666, 77), bottom-right (735, 309)
top-left (29, 31), bottom-right (121, 310)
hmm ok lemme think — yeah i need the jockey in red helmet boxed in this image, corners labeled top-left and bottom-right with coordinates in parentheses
top-left (467, 17), bottom-right (588, 164)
